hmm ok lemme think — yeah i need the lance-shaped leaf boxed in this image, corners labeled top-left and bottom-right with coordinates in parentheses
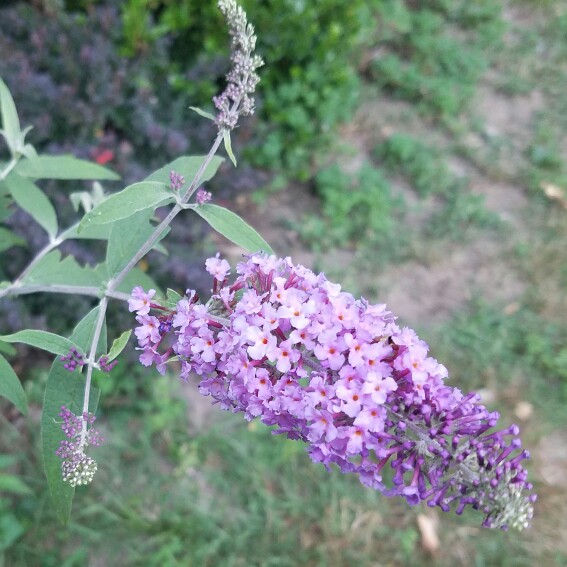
top-left (0, 330), bottom-right (81, 357)
top-left (4, 172), bottom-right (58, 238)
top-left (61, 222), bottom-right (112, 242)
top-left (164, 288), bottom-right (183, 308)
top-left (0, 473), bottom-right (32, 496)
top-left (106, 209), bottom-right (168, 278)
top-left (0, 77), bottom-right (21, 151)
top-left (223, 130), bottom-right (237, 167)
top-left (105, 330), bottom-right (132, 363)
top-left (21, 250), bottom-right (103, 289)
top-left (0, 179), bottom-right (14, 223)
top-left (0, 354), bottom-right (28, 415)
top-left (15, 155), bottom-right (119, 181)
top-left (0, 341), bottom-right (16, 356)
top-left (0, 226), bottom-right (25, 253)
top-left (144, 155), bottom-right (224, 186)
top-left (78, 182), bottom-right (174, 231)
top-left (189, 106), bottom-right (215, 121)
top-left (41, 307), bottom-right (104, 525)
top-left (194, 204), bottom-right (274, 254)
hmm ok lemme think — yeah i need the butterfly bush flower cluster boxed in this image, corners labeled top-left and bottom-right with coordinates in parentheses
top-left (130, 254), bottom-right (536, 530)
top-left (56, 406), bottom-right (102, 487)
top-left (214, 0), bottom-right (264, 130)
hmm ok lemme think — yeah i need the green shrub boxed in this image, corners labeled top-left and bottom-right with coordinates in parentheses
top-left (374, 134), bottom-right (454, 196)
top-left (298, 163), bottom-right (404, 253)
top-left (371, 0), bottom-right (504, 118)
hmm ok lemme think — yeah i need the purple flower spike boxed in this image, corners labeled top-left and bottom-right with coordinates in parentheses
top-left (130, 253), bottom-right (536, 530)
top-left (214, 0), bottom-right (264, 130)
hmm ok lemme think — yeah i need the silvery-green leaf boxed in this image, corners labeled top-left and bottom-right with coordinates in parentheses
top-left (0, 341), bottom-right (16, 356)
top-left (0, 330), bottom-right (81, 357)
top-left (189, 106), bottom-right (216, 121)
top-left (0, 226), bottom-right (25, 253)
top-left (194, 204), bottom-right (273, 254)
top-left (4, 172), bottom-right (58, 238)
top-left (0, 353), bottom-right (28, 416)
top-left (78, 182), bottom-right (174, 231)
top-left (20, 143), bottom-right (38, 159)
top-left (0, 78), bottom-right (21, 151)
top-left (61, 222), bottom-right (112, 241)
top-left (16, 155), bottom-right (119, 181)
top-left (223, 129), bottom-right (237, 167)
top-left (106, 209), bottom-right (161, 278)
top-left (21, 250), bottom-right (103, 289)
top-left (105, 330), bottom-right (132, 362)
top-left (165, 288), bottom-right (183, 308)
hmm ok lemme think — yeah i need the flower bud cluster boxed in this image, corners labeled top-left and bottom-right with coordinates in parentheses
top-left (130, 253), bottom-right (536, 530)
top-left (214, 0), bottom-right (264, 130)
top-left (196, 188), bottom-right (212, 205)
top-left (97, 355), bottom-right (118, 373)
top-left (56, 405), bottom-right (102, 487)
top-left (169, 170), bottom-right (185, 191)
top-left (60, 347), bottom-right (85, 372)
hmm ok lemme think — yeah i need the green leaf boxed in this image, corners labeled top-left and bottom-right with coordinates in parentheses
top-left (164, 288), bottom-right (182, 308)
top-left (0, 226), bottom-right (25, 253)
top-left (105, 330), bottom-right (132, 363)
top-left (0, 77), bottom-right (21, 150)
top-left (62, 222), bottom-right (112, 241)
top-left (189, 106), bottom-right (215, 121)
top-left (0, 330), bottom-right (80, 357)
top-left (0, 341), bottom-right (16, 356)
top-left (0, 179), bottom-right (15, 223)
top-left (0, 354), bottom-right (28, 415)
top-left (78, 182), bottom-right (174, 231)
top-left (21, 250), bottom-right (103, 289)
top-left (0, 512), bottom-right (24, 552)
top-left (113, 267), bottom-right (161, 297)
top-left (41, 307), bottom-right (103, 525)
top-left (4, 172), bottom-right (58, 238)
top-left (106, 209), bottom-right (163, 278)
top-left (0, 474), bottom-right (32, 496)
top-left (194, 204), bottom-right (274, 254)
top-left (15, 156), bottom-right (119, 181)
top-left (144, 155), bottom-right (224, 185)
top-left (223, 130), bottom-right (237, 167)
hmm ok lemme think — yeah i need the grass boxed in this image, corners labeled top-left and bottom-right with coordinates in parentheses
top-left (0, 381), bottom-right (546, 567)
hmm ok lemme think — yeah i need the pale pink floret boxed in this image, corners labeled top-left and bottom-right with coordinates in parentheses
top-left (205, 253), bottom-right (231, 281)
top-left (335, 381), bottom-right (363, 417)
top-left (271, 339), bottom-right (300, 373)
top-left (134, 314), bottom-right (161, 346)
top-left (307, 409), bottom-right (338, 443)
top-left (361, 372), bottom-right (398, 405)
top-left (246, 325), bottom-right (277, 360)
top-left (128, 287), bottom-right (156, 315)
top-left (354, 406), bottom-right (386, 432)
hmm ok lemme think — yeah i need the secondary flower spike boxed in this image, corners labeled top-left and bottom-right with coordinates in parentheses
top-left (131, 254), bottom-right (536, 530)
